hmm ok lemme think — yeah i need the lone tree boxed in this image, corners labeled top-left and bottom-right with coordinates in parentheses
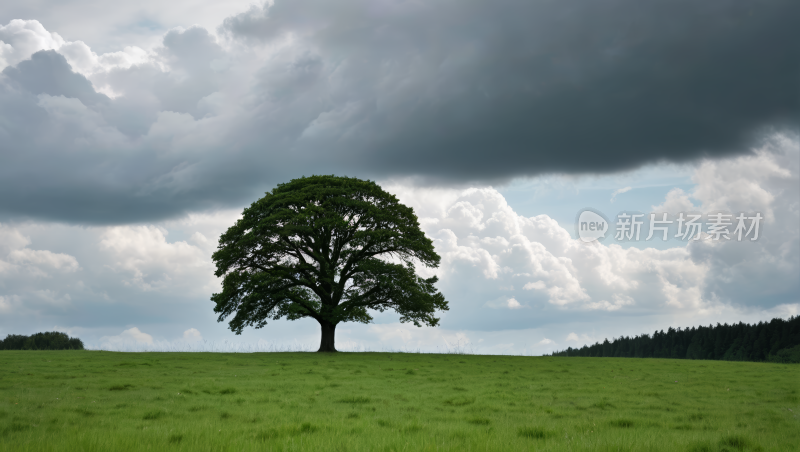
top-left (211, 175), bottom-right (448, 352)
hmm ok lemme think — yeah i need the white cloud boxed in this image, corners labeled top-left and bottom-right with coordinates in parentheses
top-left (564, 332), bottom-right (595, 346)
top-left (59, 41), bottom-right (149, 77)
top-left (100, 327), bottom-right (154, 347)
top-left (584, 294), bottom-right (635, 312)
top-left (1, 1), bottom-right (257, 54)
top-left (0, 215), bottom-right (234, 337)
top-left (182, 328), bottom-right (203, 342)
top-left (99, 225), bottom-right (214, 295)
top-left (0, 19), bottom-right (151, 95)
top-left (0, 224), bottom-right (82, 316)
top-left (189, 232), bottom-right (209, 246)
top-left (8, 249), bottom-right (79, 273)
top-left (523, 281), bottom-right (546, 290)
top-left (610, 186), bottom-right (632, 202)
top-left (692, 138), bottom-right (793, 224)
top-left (415, 187), bottom-right (696, 312)
top-left (651, 187), bottom-right (696, 215)
top-left (391, 138), bottom-right (798, 325)
top-left (649, 135), bottom-right (796, 224)
top-left (0, 19), bottom-right (64, 70)
top-left (123, 327), bottom-right (153, 343)
top-left (652, 134), bottom-right (800, 307)
top-left (484, 296), bottom-right (519, 310)
top-left (0, 223), bottom-right (79, 297)
top-left (0, 224), bottom-right (32, 255)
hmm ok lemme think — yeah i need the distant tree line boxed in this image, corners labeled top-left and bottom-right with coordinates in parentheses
top-left (0, 332), bottom-right (84, 350)
top-left (551, 316), bottom-right (800, 363)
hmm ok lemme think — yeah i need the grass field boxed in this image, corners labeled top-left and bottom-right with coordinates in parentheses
top-left (0, 351), bottom-right (797, 451)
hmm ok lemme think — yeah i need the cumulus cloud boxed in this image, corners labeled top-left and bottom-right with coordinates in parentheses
top-left (99, 327), bottom-right (154, 348)
top-left (0, 253), bottom-right (79, 315)
top-left (0, 208), bottom-right (245, 338)
top-left (410, 186), bottom-right (707, 329)
top-left (388, 139), bottom-right (798, 332)
top-left (182, 328), bottom-right (203, 342)
top-left (684, 135), bottom-right (799, 308)
top-left (7, 249), bottom-right (79, 273)
top-left (0, 19), bottom-right (65, 70)
top-left (691, 136), bottom-right (794, 223)
top-left (0, 0), bottom-right (257, 54)
top-left (640, 135), bottom-right (799, 309)
top-left (651, 188), bottom-right (697, 215)
top-left (485, 297), bottom-right (525, 310)
top-left (523, 281), bottom-right (546, 291)
top-left (99, 225), bottom-right (215, 295)
top-left (0, 223), bottom-right (79, 285)
top-left (0, 0), bottom-right (797, 224)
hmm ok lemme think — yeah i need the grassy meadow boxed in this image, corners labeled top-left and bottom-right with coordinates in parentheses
top-left (0, 351), bottom-right (797, 451)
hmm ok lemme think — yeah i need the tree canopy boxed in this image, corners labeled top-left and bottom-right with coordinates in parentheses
top-left (211, 175), bottom-right (448, 351)
top-left (0, 332), bottom-right (84, 350)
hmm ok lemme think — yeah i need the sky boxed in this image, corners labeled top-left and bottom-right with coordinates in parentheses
top-left (0, 0), bottom-right (798, 354)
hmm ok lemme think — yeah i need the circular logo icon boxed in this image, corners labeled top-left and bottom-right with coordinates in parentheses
top-left (576, 208), bottom-right (609, 243)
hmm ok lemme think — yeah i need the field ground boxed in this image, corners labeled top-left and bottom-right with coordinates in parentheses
top-left (0, 351), bottom-right (797, 451)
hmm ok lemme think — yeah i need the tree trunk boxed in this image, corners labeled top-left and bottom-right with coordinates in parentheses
top-left (318, 321), bottom-right (337, 352)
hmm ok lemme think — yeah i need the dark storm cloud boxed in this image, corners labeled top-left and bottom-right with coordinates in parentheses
top-left (0, 0), bottom-right (797, 224)
top-left (222, 0), bottom-right (798, 176)
top-left (0, 27), bottom-right (240, 224)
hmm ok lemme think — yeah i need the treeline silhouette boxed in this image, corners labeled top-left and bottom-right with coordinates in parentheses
top-left (0, 332), bottom-right (84, 350)
top-left (551, 316), bottom-right (800, 363)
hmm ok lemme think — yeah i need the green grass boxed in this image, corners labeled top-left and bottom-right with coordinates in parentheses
top-left (0, 351), bottom-right (797, 451)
